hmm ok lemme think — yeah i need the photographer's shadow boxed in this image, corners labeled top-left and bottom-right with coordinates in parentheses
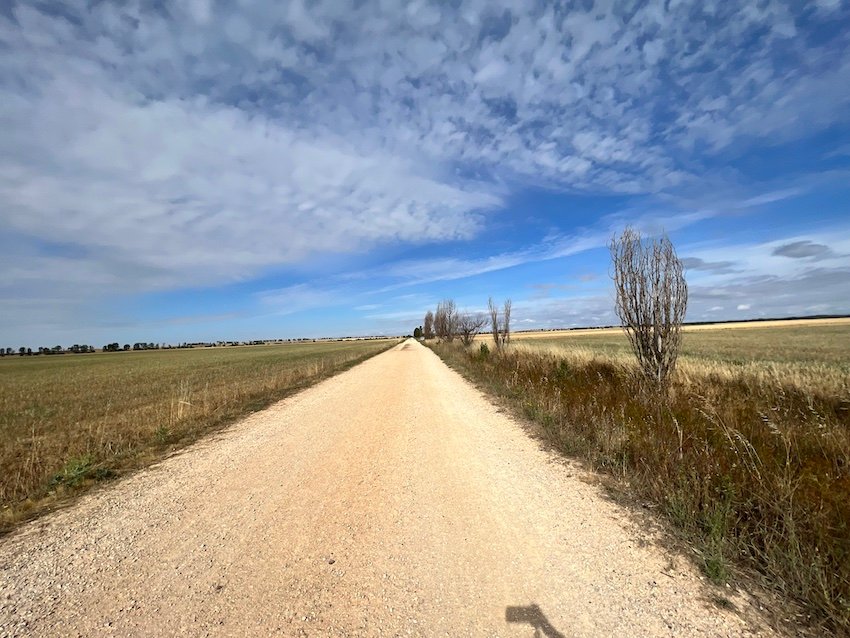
top-left (505, 604), bottom-right (565, 638)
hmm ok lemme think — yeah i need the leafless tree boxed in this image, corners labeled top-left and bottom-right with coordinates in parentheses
top-left (434, 305), bottom-right (444, 339)
top-left (488, 297), bottom-right (500, 348)
top-left (434, 302), bottom-right (446, 340)
top-left (434, 299), bottom-right (458, 341)
top-left (423, 311), bottom-right (434, 340)
top-left (610, 227), bottom-right (688, 387)
top-left (444, 300), bottom-right (458, 341)
top-left (458, 312), bottom-right (487, 346)
top-left (502, 298), bottom-right (512, 346)
top-left (488, 297), bottom-right (512, 350)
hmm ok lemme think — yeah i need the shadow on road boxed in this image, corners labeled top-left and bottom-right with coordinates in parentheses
top-left (506, 604), bottom-right (566, 637)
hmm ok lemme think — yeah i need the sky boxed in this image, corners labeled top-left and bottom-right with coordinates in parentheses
top-left (2, 0), bottom-right (850, 346)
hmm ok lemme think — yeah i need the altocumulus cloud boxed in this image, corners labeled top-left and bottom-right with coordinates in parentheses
top-left (0, 2), bottom-right (503, 299)
top-left (1, 1), bottom-right (849, 338)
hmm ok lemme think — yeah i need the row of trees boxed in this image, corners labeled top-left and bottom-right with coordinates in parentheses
top-left (2, 342), bottom-right (161, 356)
top-left (104, 343), bottom-right (162, 352)
top-left (103, 343), bottom-right (132, 352)
top-left (1, 345), bottom-right (97, 357)
top-left (3, 337), bottom-right (378, 357)
top-left (417, 227), bottom-right (689, 388)
top-left (421, 297), bottom-right (512, 348)
top-left (3, 342), bottom-right (232, 356)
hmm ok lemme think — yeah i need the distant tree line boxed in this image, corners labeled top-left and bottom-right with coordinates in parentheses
top-left (103, 342), bottom-right (165, 352)
top-left (419, 297), bottom-right (510, 349)
top-left (1, 345), bottom-right (96, 357)
top-left (3, 335), bottom-right (397, 358)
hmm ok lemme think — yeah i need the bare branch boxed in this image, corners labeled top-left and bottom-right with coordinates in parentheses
top-left (458, 312), bottom-right (487, 346)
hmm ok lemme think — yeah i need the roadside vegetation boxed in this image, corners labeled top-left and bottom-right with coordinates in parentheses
top-left (424, 228), bottom-right (850, 633)
top-left (0, 340), bottom-right (396, 530)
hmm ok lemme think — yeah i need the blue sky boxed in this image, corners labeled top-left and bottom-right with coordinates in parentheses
top-left (2, 0), bottom-right (850, 346)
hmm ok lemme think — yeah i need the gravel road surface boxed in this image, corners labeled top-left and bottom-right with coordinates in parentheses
top-left (0, 339), bottom-right (772, 636)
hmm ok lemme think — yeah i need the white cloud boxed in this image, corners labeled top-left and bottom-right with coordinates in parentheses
top-left (676, 228), bottom-right (850, 320)
top-left (183, 0), bottom-right (213, 25)
top-left (369, 229), bottom-right (608, 292)
top-left (0, 83), bottom-right (497, 294)
top-left (255, 284), bottom-right (343, 316)
top-left (739, 189), bottom-right (803, 208)
top-left (5, 1), bottom-right (846, 223)
top-left (816, 0), bottom-right (842, 12)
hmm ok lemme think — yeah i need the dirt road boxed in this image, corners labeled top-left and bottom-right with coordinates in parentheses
top-left (0, 340), bottom-right (769, 636)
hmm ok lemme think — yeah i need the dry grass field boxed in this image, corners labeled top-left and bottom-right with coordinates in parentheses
top-left (433, 319), bottom-right (850, 633)
top-left (0, 340), bottom-right (396, 529)
top-left (515, 316), bottom-right (850, 337)
top-left (511, 318), bottom-right (850, 397)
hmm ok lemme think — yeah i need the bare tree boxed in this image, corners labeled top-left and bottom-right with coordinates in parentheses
top-left (502, 298), bottom-right (512, 346)
top-left (446, 300), bottom-right (458, 341)
top-left (434, 299), bottom-right (458, 341)
top-left (488, 297), bottom-right (512, 350)
top-left (488, 297), bottom-right (500, 348)
top-left (458, 312), bottom-right (487, 346)
top-left (610, 227), bottom-right (688, 387)
top-left (434, 305), bottom-right (444, 339)
top-left (423, 311), bottom-right (434, 340)
top-left (434, 303), bottom-right (446, 340)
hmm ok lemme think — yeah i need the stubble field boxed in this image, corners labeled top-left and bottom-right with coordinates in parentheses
top-left (511, 319), bottom-right (850, 397)
top-left (0, 340), bottom-right (396, 529)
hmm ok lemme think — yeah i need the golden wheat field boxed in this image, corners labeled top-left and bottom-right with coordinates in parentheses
top-left (0, 340), bottom-right (396, 528)
top-left (508, 318), bottom-right (850, 397)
